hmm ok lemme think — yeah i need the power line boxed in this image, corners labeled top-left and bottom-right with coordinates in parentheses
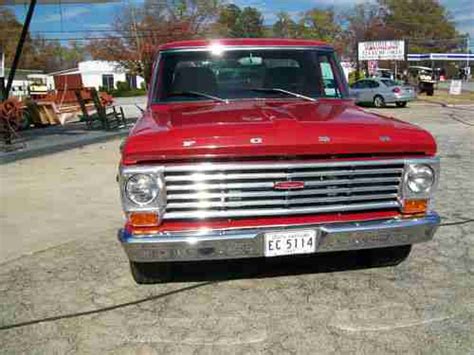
top-left (29, 29), bottom-right (119, 33)
top-left (25, 30), bottom-right (197, 42)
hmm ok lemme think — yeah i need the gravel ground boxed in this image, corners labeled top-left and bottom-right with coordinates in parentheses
top-left (0, 101), bottom-right (473, 354)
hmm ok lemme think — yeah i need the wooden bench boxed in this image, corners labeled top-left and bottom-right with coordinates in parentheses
top-left (75, 89), bottom-right (126, 130)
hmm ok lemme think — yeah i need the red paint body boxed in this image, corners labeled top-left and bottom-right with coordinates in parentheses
top-left (122, 99), bottom-right (436, 164)
top-left (157, 38), bottom-right (329, 51)
top-left (121, 39), bottom-right (437, 233)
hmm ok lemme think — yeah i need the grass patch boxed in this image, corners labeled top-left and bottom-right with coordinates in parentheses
top-left (111, 89), bottom-right (147, 97)
top-left (417, 89), bottom-right (474, 105)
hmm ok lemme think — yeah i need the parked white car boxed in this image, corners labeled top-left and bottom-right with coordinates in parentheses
top-left (350, 78), bottom-right (416, 108)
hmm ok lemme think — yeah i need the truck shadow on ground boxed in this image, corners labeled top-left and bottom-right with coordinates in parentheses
top-left (161, 249), bottom-right (398, 283)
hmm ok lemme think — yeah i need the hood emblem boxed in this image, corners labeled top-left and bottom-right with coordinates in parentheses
top-left (318, 136), bottom-right (331, 143)
top-left (183, 140), bottom-right (196, 147)
top-left (250, 137), bottom-right (263, 144)
top-left (274, 181), bottom-right (305, 190)
top-left (379, 136), bottom-right (391, 142)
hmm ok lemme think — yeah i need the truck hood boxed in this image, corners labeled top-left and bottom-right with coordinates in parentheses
top-left (122, 99), bottom-right (436, 164)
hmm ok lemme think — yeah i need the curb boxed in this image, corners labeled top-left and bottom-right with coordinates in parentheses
top-left (416, 99), bottom-right (474, 108)
top-left (0, 130), bottom-right (128, 165)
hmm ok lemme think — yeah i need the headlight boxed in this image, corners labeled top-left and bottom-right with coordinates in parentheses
top-left (119, 167), bottom-right (166, 226)
top-left (406, 164), bottom-right (435, 194)
top-left (125, 173), bottom-right (159, 205)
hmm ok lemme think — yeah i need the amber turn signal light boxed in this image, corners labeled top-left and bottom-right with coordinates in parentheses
top-left (128, 212), bottom-right (160, 227)
top-left (402, 199), bottom-right (428, 215)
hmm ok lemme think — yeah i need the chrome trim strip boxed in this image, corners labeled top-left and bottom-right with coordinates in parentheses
top-left (167, 185), bottom-right (399, 200)
top-left (165, 177), bottom-right (402, 192)
top-left (165, 168), bottom-right (404, 182)
top-left (167, 194), bottom-right (398, 209)
top-left (164, 201), bottom-right (400, 220)
top-left (164, 159), bottom-right (408, 172)
top-left (119, 212), bottom-right (440, 262)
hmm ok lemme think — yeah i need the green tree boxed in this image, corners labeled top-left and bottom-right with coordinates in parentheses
top-left (216, 4), bottom-right (242, 37)
top-left (379, 0), bottom-right (460, 52)
top-left (343, 3), bottom-right (391, 59)
top-left (0, 8), bottom-right (35, 69)
top-left (272, 12), bottom-right (298, 38)
top-left (237, 7), bottom-right (264, 38)
top-left (346, 3), bottom-right (388, 42)
top-left (298, 9), bottom-right (343, 43)
top-left (0, 8), bottom-right (85, 72)
top-left (216, 5), bottom-right (263, 38)
top-left (88, 0), bottom-right (222, 82)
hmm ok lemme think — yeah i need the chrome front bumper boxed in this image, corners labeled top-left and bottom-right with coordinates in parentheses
top-left (119, 212), bottom-right (440, 262)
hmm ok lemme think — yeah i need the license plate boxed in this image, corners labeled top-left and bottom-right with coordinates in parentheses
top-left (264, 230), bottom-right (318, 257)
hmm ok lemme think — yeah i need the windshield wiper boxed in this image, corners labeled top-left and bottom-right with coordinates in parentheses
top-left (250, 88), bottom-right (317, 102)
top-left (168, 91), bottom-right (229, 103)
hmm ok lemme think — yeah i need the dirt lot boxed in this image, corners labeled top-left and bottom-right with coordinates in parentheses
top-left (1, 102), bottom-right (473, 354)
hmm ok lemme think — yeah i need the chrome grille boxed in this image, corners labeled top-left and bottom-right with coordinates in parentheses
top-left (163, 160), bottom-right (404, 220)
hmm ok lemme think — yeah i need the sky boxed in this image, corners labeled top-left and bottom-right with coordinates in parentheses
top-left (4, 0), bottom-right (474, 51)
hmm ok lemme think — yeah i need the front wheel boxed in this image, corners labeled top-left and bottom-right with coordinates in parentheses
top-left (396, 101), bottom-right (407, 108)
top-left (129, 261), bottom-right (172, 284)
top-left (373, 95), bottom-right (385, 108)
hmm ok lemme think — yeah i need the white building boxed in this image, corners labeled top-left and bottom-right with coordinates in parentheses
top-left (50, 60), bottom-right (145, 91)
top-left (79, 61), bottom-right (145, 90)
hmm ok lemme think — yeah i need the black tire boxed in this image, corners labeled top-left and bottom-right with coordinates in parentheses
top-left (396, 101), bottom-right (407, 108)
top-left (427, 87), bottom-right (434, 96)
top-left (130, 261), bottom-right (172, 284)
top-left (373, 95), bottom-right (385, 108)
top-left (363, 245), bottom-right (412, 267)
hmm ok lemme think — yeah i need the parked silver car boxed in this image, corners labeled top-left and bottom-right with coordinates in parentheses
top-left (350, 78), bottom-right (416, 108)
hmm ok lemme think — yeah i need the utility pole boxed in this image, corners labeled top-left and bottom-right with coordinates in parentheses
top-left (3, 0), bottom-right (37, 101)
top-left (356, 42), bottom-right (360, 81)
top-left (0, 46), bottom-right (4, 101)
top-left (129, 0), bottom-right (142, 80)
top-left (467, 35), bottom-right (470, 78)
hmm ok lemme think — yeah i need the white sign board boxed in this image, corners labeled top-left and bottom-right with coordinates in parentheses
top-left (358, 41), bottom-right (405, 61)
top-left (449, 80), bottom-right (462, 95)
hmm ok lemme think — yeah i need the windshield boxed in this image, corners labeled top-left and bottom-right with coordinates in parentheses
top-left (154, 49), bottom-right (348, 103)
top-left (381, 79), bottom-right (398, 87)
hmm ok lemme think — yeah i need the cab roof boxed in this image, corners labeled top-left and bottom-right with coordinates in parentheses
top-left (159, 38), bottom-right (331, 51)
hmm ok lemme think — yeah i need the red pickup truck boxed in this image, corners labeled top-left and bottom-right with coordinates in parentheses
top-left (118, 39), bottom-right (440, 284)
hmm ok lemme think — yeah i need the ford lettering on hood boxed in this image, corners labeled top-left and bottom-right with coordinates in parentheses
top-left (122, 99), bottom-right (436, 164)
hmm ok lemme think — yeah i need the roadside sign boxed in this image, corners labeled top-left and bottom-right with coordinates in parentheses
top-left (449, 80), bottom-right (462, 95)
top-left (368, 60), bottom-right (378, 76)
top-left (358, 40), bottom-right (405, 61)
